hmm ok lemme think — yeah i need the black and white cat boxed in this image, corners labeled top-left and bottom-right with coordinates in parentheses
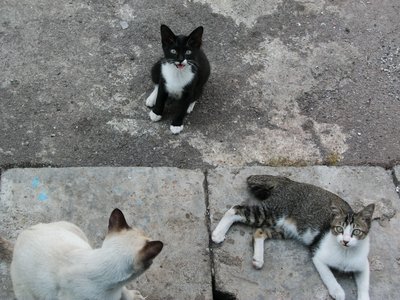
top-left (146, 24), bottom-right (210, 134)
top-left (1, 209), bottom-right (163, 300)
top-left (212, 175), bottom-right (375, 300)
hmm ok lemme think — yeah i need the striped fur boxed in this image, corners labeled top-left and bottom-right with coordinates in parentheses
top-left (212, 175), bottom-right (375, 300)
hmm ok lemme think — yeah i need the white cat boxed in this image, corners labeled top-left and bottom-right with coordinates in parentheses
top-left (1, 208), bottom-right (163, 300)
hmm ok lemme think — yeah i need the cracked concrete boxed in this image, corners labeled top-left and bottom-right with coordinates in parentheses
top-left (1, 0), bottom-right (400, 298)
top-left (1, 166), bottom-right (400, 299)
top-left (1, 0), bottom-right (399, 168)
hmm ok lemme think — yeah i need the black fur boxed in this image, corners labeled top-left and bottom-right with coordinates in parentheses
top-left (149, 25), bottom-right (210, 127)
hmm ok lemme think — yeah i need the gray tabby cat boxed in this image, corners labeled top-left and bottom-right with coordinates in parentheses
top-left (212, 175), bottom-right (375, 300)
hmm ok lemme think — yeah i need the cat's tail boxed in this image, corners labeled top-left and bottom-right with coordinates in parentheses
top-left (0, 236), bottom-right (13, 263)
top-left (247, 175), bottom-right (291, 200)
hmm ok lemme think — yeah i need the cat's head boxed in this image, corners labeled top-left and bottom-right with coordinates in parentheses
top-left (104, 208), bottom-right (163, 278)
top-left (160, 24), bottom-right (204, 70)
top-left (330, 202), bottom-right (375, 248)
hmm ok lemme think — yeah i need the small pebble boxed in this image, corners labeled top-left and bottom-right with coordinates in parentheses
top-left (120, 21), bottom-right (129, 29)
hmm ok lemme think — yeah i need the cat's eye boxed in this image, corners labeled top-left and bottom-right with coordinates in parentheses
top-left (185, 50), bottom-right (192, 55)
top-left (170, 49), bottom-right (177, 54)
top-left (352, 229), bottom-right (361, 236)
top-left (335, 226), bottom-right (343, 233)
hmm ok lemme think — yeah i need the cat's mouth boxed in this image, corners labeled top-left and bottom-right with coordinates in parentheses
top-left (175, 63), bottom-right (186, 70)
top-left (174, 59), bottom-right (187, 70)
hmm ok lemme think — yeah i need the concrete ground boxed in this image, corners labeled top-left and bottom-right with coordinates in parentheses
top-left (1, 0), bottom-right (399, 169)
top-left (1, 0), bottom-right (400, 299)
top-left (1, 166), bottom-right (400, 299)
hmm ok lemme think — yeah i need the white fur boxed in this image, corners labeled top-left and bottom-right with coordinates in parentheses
top-left (301, 228), bottom-right (319, 245)
top-left (276, 217), bottom-right (298, 239)
top-left (170, 125), bottom-right (184, 134)
top-left (11, 221), bottom-right (150, 300)
top-left (186, 101), bottom-right (196, 114)
top-left (252, 236), bottom-right (266, 269)
top-left (276, 217), bottom-right (318, 245)
top-left (161, 61), bottom-right (194, 99)
top-left (149, 110), bottom-right (162, 122)
top-left (212, 207), bottom-right (245, 243)
top-left (145, 85), bottom-right (158, 107)
top-left (313, 231), bottom-right (370, 300)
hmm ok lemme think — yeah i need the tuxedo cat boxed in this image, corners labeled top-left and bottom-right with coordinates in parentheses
top-left (146, 24), bottom-right (210, 134)
top-left (212, 175), bottom-right (375, 300)
top-left (1, 209), bottom-right (163, 300)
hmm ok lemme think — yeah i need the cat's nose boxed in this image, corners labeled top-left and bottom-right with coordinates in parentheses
top-left (178, 55), bottom-right (184, 63)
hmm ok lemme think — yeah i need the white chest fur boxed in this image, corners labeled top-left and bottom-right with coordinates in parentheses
top-left (161, 62), bottom-right (195, 99)
top-left (314, 232), bottom-right (370, 272)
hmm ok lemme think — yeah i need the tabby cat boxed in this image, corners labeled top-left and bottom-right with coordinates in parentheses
top-left (212, 175), bottom-right (375, 300)
top-left (146, 24), bottom-right (210, 134)
top-left (1, 208), bottom-right (163, 300)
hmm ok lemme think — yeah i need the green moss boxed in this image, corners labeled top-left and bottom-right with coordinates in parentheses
top-left (324, 152), bottom-right (341, 166)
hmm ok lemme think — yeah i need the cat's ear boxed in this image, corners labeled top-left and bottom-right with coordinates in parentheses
top-left (108, 208), bottom-right (131, 232)
top-left (187, 26), bottom-right (203, 48)
top-left (330, 200), bottom-right (344, 217)
top-left (139, 240), bottom-right (163, 262)
top-left (357, 204), bottom-right (375, 222)
top-left (161, 24), bottom-right (176, 46)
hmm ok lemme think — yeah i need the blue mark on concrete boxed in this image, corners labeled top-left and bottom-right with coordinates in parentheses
top-left (135, 198), bottom-right (144, 206)
top-left (32, 177), bottom-right (40, 189)
top-left (38, 192), bottom-right (48, 201)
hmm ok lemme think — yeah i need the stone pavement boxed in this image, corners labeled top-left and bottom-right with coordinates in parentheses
top-left (0, 166), bottom-right (399, 300)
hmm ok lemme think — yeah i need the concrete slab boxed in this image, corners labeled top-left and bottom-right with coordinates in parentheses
top-left (1, 0), bottom-right (400, 169)
top-left (209, 166), bottom-right (400, 300)
top-left (0, 167), bottom-right (212, 300)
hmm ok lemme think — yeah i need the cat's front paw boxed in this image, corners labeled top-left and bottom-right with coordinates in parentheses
top-left (212, 230), bottom-right (226, 244)
top-left (357, 292), bottom-right (369, 300)
top-left (123, 289), bottom-right (146, 300)
top-left (329, 286), bottom-right (345, 300)
top-left (170, 125), bottom-right (183, 134)
top-left (149, 111), bottom-right (162, 122)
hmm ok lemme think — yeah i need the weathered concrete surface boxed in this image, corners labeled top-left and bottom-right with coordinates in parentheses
top-left (0, 167), bottom-right (212, 300)
top-left (209, 166), bottom-right (400, 300)
top-left (1, 0), bottom-right (399, 169)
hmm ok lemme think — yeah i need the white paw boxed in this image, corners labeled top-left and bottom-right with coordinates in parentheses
top-left (149, 110), bottom-right (162, 122)
top-left (357, 294), bottom-right (369, 300)
top-left (329, 286), bottom-right (345, 300)
top-left (212, 230), bottom-right (225, 244)
top-left (170, 125), bottom-right (183, 134)
top-left (186, 101), bottom-right (196, 114)
top-left (145, 85), bottom-right (158, 107)
top-left (252, 257), bottom-right (264, 270)
top-left (124, 289), bottom-right (146, 300)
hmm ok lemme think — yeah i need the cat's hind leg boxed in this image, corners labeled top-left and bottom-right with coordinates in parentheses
top-left (149, 84), bottom-right (167, 122)
top-left (252, 228), bottom-right (284, 269)
top-left (252, 228), bottom-right (268, 269)
top-left (186, 101), bottom-right (196, 114)
top-left (146, 85), bottom-right (158, 107)
top-left (212, 206), bottom-right (246, 244)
